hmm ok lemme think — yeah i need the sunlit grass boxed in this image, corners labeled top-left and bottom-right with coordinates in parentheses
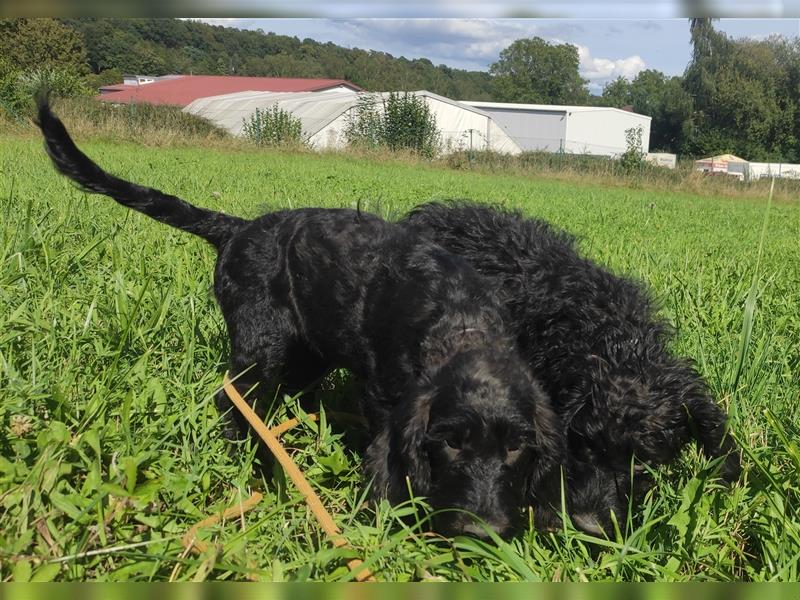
top-left (1, 135), bottom-right (798, 581)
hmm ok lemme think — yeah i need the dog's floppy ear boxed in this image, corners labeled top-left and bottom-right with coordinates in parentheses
top-left (661, 361), bottom-right (741, 483)
top-left (363, 385), bottom-right (435, 504)
top-left (396, 387), bottom-right (435, 498)
top-left (525, 384), bottom-right (566, 523)
top-left (531, 384), bottom-right (565, 480)
top-left (632, 359), bottom-right (741, 483)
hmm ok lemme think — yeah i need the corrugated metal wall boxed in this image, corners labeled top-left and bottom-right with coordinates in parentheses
top-left (566, 110), bottom-right (651, 156)
top-left (473, 108), bottom-right (568, 152)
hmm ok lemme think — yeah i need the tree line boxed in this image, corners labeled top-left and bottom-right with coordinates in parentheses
top-left (1, 18), bottom-right (797, 160)
top-left (600, 20), bottom-right (799, 161)
top-left (67, 18), bottom-right (494, 101)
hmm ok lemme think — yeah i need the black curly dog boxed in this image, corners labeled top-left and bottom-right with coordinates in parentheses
top-left (36, 99), bottom-right (565, 539)
top-left (404, 202), bottom-right (741, 535)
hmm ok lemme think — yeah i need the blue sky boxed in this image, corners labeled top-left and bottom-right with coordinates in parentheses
top-left (195, 18), bottom-right (799, 94)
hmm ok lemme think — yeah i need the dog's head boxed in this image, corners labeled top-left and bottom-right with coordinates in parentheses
top-left (383, 348), bottom-right (563, 538)
top-left (562, 431), bottom-right (654, 536)
top-left (561, 356), bottom-right (739, 536)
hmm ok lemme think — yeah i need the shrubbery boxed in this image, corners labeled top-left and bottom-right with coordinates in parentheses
top-left (242, 104), bottom-right (305, 147)
top-left (345, 92), bottom-right (440, 157)
top-left (343, 94), bottom-right (384, 149)
top-left (619, 125), bottom-right (646, 173)
top-left (0, 67), bottom-right (89, 120)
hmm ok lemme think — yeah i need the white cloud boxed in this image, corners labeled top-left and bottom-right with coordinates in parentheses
top-left (331, 19), bottom-right (538, 69)
top-left (576, 44), bottom-right (646, 82)
top-left (187, 18), bottom-right (650, 86)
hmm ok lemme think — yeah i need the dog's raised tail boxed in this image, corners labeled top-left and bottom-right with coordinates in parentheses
top-left (35, 94), bottom-right (246, 248)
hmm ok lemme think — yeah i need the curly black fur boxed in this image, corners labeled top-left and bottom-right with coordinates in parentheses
top-left (36, 99), bottom-right (564, 538)
top-left (404, 201), bottom-right (741, 534)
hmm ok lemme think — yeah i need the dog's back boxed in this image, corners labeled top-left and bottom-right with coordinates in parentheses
top-left (215, 206), bottom-right (511, 379)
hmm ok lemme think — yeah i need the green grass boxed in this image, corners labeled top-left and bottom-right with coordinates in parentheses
top-left (1, 134), bottom-right (799, 581)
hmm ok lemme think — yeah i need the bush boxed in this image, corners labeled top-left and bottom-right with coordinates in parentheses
top-left (619, 125), bottom-right (646, 172)
top-left (382, 92), bottom-right (440, 157)
top-left (345, 92), bottom-right (440, 157)
top-left (242, 104), bottom-right (304, 147)
top-left (0, 94), bottom-right (231, 146)
top-left (343, 94), bottom-right (384, 150)
top-left (440, 146), bottom-right (800, 201)
top-left (83, 68), bottom-right (124, 93)
top-left (0, 67), bottom-right (89, 120)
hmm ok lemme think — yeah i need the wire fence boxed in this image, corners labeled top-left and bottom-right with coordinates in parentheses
top-left (435, 130), bottom-right (638, 158)
top-left (506, 134), bottom-right (636, 157)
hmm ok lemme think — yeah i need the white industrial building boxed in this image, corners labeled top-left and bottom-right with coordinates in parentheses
top-left (746, 162), bottom-right (800, 180)
top-left (461, 101), bottom-right (652, 157)
top-left (185, 90), bottom-right (522, 154)
top-left (693, 155), bottom-right (800, 180)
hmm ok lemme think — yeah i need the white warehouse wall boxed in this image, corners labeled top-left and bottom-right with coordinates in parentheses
top-left (187, 90), bottom-right (522, 155)
top-left (425, 96), bottom-right (520, 154)
top-left (463, 101), bottom-right (652, 157)
top-left (565, 109), bottom-right (651, 156)
top-left (747, 162), bottom-right (800, 180)
top-left (469, 107), bottom-right (567, 152)
top-left (308, 109), bottom-right (351, 149)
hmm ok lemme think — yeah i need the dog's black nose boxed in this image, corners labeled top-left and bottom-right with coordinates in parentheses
top-left (461, 520), bottom-right (511, 539)
top-left (571, 513), bottom-right (606, 536)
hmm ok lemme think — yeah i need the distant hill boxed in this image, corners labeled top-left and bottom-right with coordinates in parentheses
top-left (60, 18), bottom-right (495, 100)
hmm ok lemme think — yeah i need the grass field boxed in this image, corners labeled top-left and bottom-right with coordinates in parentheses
top-left (1, 133), bottom-right (799, 581)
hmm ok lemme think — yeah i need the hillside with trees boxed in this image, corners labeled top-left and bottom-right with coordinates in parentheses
top-left (58, 18), bottom-right (496, 101)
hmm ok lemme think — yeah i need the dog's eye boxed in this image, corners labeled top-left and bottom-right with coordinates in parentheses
top-left (445, 436), bottom-right (462, 451)
top-left (505, 443), bottom-right (523, 462)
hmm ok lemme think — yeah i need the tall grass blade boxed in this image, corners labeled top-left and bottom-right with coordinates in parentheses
top-left (730, 178), bottom-right (774, 403)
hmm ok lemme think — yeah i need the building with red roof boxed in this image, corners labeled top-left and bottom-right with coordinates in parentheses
top-left (97, 75), bottom-right (363, 106)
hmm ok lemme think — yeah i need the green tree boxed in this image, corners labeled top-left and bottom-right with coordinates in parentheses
top-left (344, 93), bottom-right (384, 149)
top-left (83, 68), bottom-right (123, 92)
top-left (0, 18), bottom-right (88, 74)
top-left (683, 20), bottom-right (798, 160)
top-left (601, 70), bottom-right (693, 153)
top-left (689, 18), bottom-right (719, 63)
top-left (381, 92), bottom-right (439, 156)
top-left (490, 37), bottom-right (589, 104)
top-left (628, 70), bottom-right (668, 115)
top-left (0, 19), bottom-right (90, 120)
top-left (651, 76), bottom-right (694, 153)
top-left (630, 70), bottom-right (693, 152)
top-left (601, 76), bottom-right (632, 108)
top-left (345, 93), bottom-right (440, 157)
top-left (767, 36), bottom-right (800, 161)
top-left (60, 18), bottom-right (496, 99)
